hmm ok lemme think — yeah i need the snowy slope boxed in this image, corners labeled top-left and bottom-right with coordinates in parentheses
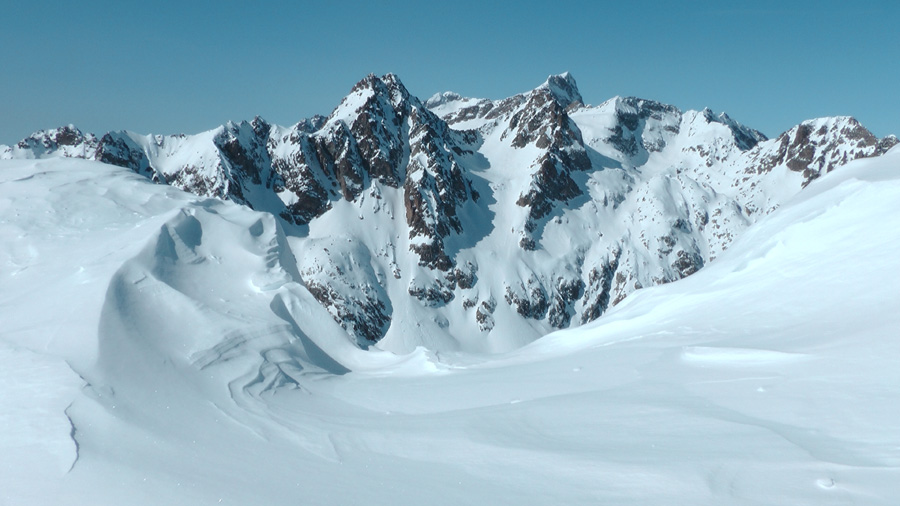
top-left (2, 146), bottom-right (900, 504)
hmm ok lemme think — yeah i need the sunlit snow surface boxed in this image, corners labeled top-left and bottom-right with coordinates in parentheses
top-left (2, 149), bottom-right (900, 504)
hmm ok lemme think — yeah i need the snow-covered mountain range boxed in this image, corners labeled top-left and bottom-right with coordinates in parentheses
top-left (3, 73), bottom-right (896, 353)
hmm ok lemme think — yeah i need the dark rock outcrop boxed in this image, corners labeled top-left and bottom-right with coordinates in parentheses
top-left (749, 117), bottom-right (892, 187)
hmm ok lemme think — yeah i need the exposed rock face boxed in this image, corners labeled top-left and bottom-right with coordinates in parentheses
top-left (4, 73), bottom-right (896, 352)
top-left (547, 275), bottom-right (584, 329)
top-left (407, 276), bottom-right (454, 306)
top-left (435, 73), bottom-right (593, 249)
top-left (268, 74), bottom-right (480, 274)
top-left (707, 110), bottom-right (768, 151)
top-left (748, 117), bottom-right (897, 187)
top-left (297, 239), bottom-right (392, 347)
top-left (97, 132), bottom-right (152, 176)
top-left (580, 250), bottom-right (620, 323)
top-left (403, 114), bottom-right (475, 270)
top-left (607, 97), bottom-right (683, 156)
top-left (214, 118), bottom-right (271, 190)
top-left (3, 125), bottom-right (100, 159)
top-left (475, 297), bottom-right (496, 332)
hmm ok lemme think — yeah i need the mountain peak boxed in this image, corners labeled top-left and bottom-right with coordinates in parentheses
top-left (346, 73), bottom-right (410, 97)
top-left (330, 73), bottom-right (416, 125)
top-left (380, 72), bottom-right (403, 88)
top-left (4, 124), bottom-right (98, 158)
top-left (539, 72), bottom-right (583, 107)
top-left (425, 91), bottom-right (465, 109)
top-left (695, 107), bottom-right (768, 150)
top-left (787, 116), bottom-right (874, 143)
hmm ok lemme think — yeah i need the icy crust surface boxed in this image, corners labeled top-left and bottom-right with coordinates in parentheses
top-left (2, 148), bottom-right (900, 504)
top-left (2, 73), bottom-right (897, 354)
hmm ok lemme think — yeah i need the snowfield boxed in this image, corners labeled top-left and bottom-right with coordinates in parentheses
top-left (2, 146), bottom-right (900, 504)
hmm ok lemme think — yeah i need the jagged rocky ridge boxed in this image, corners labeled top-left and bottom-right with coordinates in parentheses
top-left (4, 73), bottom-right (897, 352)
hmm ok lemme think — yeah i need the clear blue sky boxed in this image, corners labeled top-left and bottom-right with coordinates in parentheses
top-left (2, 0), bottom-right (897, 144)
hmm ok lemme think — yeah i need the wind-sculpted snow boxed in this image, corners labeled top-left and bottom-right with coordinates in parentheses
top-left (2, 73), bottom-right (897, 354)
top-left (95, 196), bottom-right (359, 397)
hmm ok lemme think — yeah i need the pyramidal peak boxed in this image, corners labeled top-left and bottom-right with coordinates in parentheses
top-left (538, 72), bottom-right (583, 107)
top-left (328, 73), bottom-right (414, 125)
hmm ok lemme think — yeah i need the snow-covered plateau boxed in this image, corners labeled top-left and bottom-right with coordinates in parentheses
top-left (2, 73), bottom-right (900, 504)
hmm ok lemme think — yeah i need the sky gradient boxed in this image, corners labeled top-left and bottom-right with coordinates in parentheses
top-left (2, 0), bottom-right (898, 144)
